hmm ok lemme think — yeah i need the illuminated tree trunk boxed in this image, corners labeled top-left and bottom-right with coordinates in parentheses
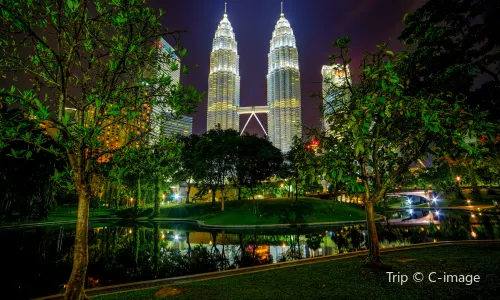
top-left (64, 167), bottom-right (91, 300)
top-left (221, 188), bottom-right (225, 212)
top-left (365, 199), bottom-right (381, 264)
top-left (211, 187), bottom-right (216, 207)
top-left (152, 180), bottom-right (160, 217)
top-left (186, 182), bottom-right (192, 204)
top-left (135, 177), bottom-right (140, 211)
top-left (295, 181), bottom-right (298, 202)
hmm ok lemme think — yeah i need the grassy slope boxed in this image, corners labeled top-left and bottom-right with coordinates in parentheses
top-left (94, 243), bottom-right (500, 300)
top-left (116, 197), bottom-right (368, 225)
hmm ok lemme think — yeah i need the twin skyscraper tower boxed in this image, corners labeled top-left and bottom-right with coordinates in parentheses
top-left (207, 3), bottom-right (301, 153)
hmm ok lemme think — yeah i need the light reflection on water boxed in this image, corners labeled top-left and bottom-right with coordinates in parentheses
top-left (1, 210), bottom-right (499, 299)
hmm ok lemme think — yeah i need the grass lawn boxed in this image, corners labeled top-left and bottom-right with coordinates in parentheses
top-left (92, 244), bottom-right (500, 300)
top-left (94, 243), bottom-right (500, 300)
top-left (1, 198), bottom-right (367, 227)
top-left (116, 197), bottom-right (368, 225)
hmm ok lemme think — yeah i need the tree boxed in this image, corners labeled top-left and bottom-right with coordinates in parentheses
top-left (197, 127), bottom-right (239, 210)
top-left (284, 136), bottom-right (317, 202)
top-left (317, 37), bottom-right (493, 265)
top-left (0, 110), bottom-right (64, 220)
top-left (0, 1), bottom-right (202, 298)
top-left (399, 0), bottom-right (499, 200)
top-left (110, 137), bottom-right (180, 217)
top-left (231, 134), bottom-right (283, 201)
top-left (399, 0), bottom-right (500, 119)
top-left (172, 134), bottom-right (201, 203)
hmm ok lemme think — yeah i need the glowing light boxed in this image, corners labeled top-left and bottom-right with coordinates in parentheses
top-left (130, 197), bottom-right (134, 202)
top-left (431, 197), bottom-right (438, 203)
top-left (471, 231), bottom-right (477, 238)
top-left (282, 243), bottom-right (286, 248)
top-left (174, 194), bottom-right (180, 200)
top-left (436, 226), bottom-right (441, 230)
top-left (435, 210), bottom-right (440, 216)
top-left (456, 176), bottom-right (461, 181)
top-left (162, 194), bottom-right (166, 199)
top-left (409, 209), bottom-right (413, 214)
top-left (174, 234), bottom-right (179, 240)
top-left (128, 229), bottom-right (132, 234)
top-left (209, 241), bottom-right (213, 246)
top-left (471, 214), bottom-right (476, 218)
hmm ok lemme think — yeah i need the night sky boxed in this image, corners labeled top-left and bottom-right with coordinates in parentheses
top-left (151, 0), bottom-right (426, 136)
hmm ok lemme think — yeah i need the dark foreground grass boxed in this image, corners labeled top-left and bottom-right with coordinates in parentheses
top-left (116, 197), bottom-right (367, 225)
top-left (94, 243), bottom-right (500, 300)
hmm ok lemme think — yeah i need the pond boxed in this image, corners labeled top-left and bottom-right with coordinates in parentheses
top-left (1, 210), bottom-right (499, 299)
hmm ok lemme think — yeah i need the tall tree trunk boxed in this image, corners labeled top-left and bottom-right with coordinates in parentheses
top-left (115, 186), bottom-right (120, 209)
top-left (211, 187), bottom-right (216, 207)
top-left (152, 180), bottom-right (160, 217)
top-left (221, 188), bottom-right (225, 212)
top-left (64, 174), bottom-right (91, 300)
top-left (186, 183), bottom-right (191, 204)
top-left (365, 200), bottom-right (381, 264)
top-left (468, 162), bottom-right (481, 201)
top-left (295, 181), bottom-right (298, 202)
top-left (238, 186), bottom-right (241, 201)
top-left (134, 177), bottom-right (140, 211)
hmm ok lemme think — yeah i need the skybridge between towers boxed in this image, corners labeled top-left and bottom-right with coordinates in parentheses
top-left (236, 106), bottom-right (269, 136)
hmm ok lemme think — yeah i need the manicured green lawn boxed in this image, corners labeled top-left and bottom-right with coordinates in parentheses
top-left (94, 243), bottom-right (500, 300)
top-left (116, 197), bottom-right (368, 225)
top-left (1, 198), bottom-right (368, 227)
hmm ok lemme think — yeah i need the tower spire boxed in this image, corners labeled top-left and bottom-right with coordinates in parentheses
top-left (225, 2), bottom-right (227, 14)
top-left (281, 2), bottom-right (284, 16)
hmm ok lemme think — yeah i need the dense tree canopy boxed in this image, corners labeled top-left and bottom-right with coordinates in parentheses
top-left (0, 0), bottom-right (202, 298)
top-left (317, 36), bottom-right (494, 264)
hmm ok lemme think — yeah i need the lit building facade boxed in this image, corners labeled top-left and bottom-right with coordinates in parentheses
top-left (207, 6), bottom-right (240, 131)
top-left (149, 38), bottom-right (182, 144)
top-left (267, 7), bottom-right (301, 153)
top-left (321, 64), bottom-right (351, 131)
top-left (163, 114), bottom-right (193, 136)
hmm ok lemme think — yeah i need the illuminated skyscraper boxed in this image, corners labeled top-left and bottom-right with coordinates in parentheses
top-left (207, 4), bottom-right (240, 131)
top-left (321, 64), bottom-right (351, 131)
top-left (150, 38), bottom-right (182, 144)
top-left (267, 3), bottom-right (301, 153)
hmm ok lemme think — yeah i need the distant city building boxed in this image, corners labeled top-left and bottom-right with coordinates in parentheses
top-left (207, 4), bottom-right (240, 131)
top-left (149, 38), bottom-right (182, 144)
top-left (321, 64), bottom-right (351, 131)
top-left (267, 4), bottom-right (302, 153)
top-left (163, 114), bottom-right (193, 136)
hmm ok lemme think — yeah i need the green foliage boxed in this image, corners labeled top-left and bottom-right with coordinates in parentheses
top-left (316, 37), bottom-right (493, 207)
top-left (399, 0), bottom-right (500, 122)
